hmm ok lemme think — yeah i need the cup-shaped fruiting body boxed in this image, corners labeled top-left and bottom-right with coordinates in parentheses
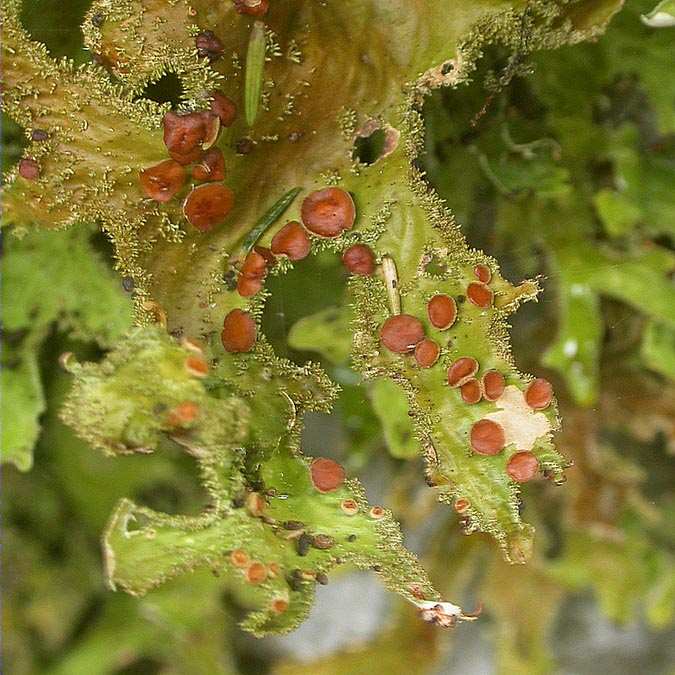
top-left (185, 355), bottom-right (209, 377)
top-left (460, 379), bottom-right (482, 404)
top-left (236, 276), bottom-right (263, 297)
top-left (221, 309), bottom-right (256, 352)
top-left (230, 549), bottom-right (250, 567)
top-left (340, 499), bottom-right (359, 515)
top-left (473, 264), bottom-right (492, 284)
top-left (140, 159), bottom-right (185, 202)
top-left (470, 419), bottom-right (505, 455)
top-left (271, 221), bottom-right (311, 261)
top-left (271, 597), bottom-right (289, 614)
top-left (414, 338), bottom-right (440, 368)
top-left (183, 183), bottom-right (234, 231)
top-left (246, 561), bottom-right (267, 584)
top-left (380, 314), bottom-right (425, 353)
top-left (301, 188), bottom-right (356, 237)
top-left (234, 0), bottom-right (269, 15)
top-left (525, 378), bottom-right (554, 409)
top-left (427, 294), bottom-right (457, 330)
top-left (342, 244), bottom-right (375, 276)
top-left (369, 506), bottom-right (385, 519)
top-left (195, 30), bottom-right (224, 61)
top-left (167, 401), bottom-right (200, 426)
top-left (237, 246), bottom-right (274, 296)
top-left (506, 451), bottom-right (540, 482)
top-left (467, 282), bottom-right (494, 308)
top-left (310, 457), bottom-right (345, 493)
top-left (192, 148), bottom-right (225, 182)
top-left (163, 111), bottom-right (220, 164)
top-left (18, 158), bottom-right (40, 180)
top-left (482, 370), bottom-right (505, 401)
top-left (447, 357), bottom-right (479, 387)
top-left (453, 498), bottom-right (470, 513)
top-left (210, 91), bottom-right (237, 127)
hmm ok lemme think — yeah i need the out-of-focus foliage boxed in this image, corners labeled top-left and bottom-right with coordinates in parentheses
top-left (2, 1), bottom-right (674, 674)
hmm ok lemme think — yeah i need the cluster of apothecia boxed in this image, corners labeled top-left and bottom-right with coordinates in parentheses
top-left (139, 92), bottom-right (237, 231)
top-left (224, 456), bottom-right (386, 615)
top-left (379, 263), bottom-right (555, 487)
top-left (221, 186), bottom-right (376, 352)
top-left (218, 184), bottom-right (554, 489)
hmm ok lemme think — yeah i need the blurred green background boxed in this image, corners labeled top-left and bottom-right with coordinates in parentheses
top-left (2, 1), bottom-right (674, 673)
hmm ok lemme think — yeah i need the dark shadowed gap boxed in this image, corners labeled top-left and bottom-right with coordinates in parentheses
top-left (1, 112), bottom-right (28, 174)
top-left (352, 127), bottom-right (387, 165)
top-left (141, 73), bottom-right (185, 109)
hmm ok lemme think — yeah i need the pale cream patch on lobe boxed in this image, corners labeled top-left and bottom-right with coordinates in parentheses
top-left (485, 385), bottom-right (551, 451)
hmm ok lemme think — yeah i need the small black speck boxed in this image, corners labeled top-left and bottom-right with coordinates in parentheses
top-left (441, 62), bottom-right (454, 75)
top-left (31, 129), bottom-right (49, 141)
top-left (121, 276), bottom-right (135, 292)
top-left (457, 295), bottom-right (466, 304)
top-left (316, 572), bottom-right (329, 585)
top-left (347, 534), bottom-right (357, 542)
